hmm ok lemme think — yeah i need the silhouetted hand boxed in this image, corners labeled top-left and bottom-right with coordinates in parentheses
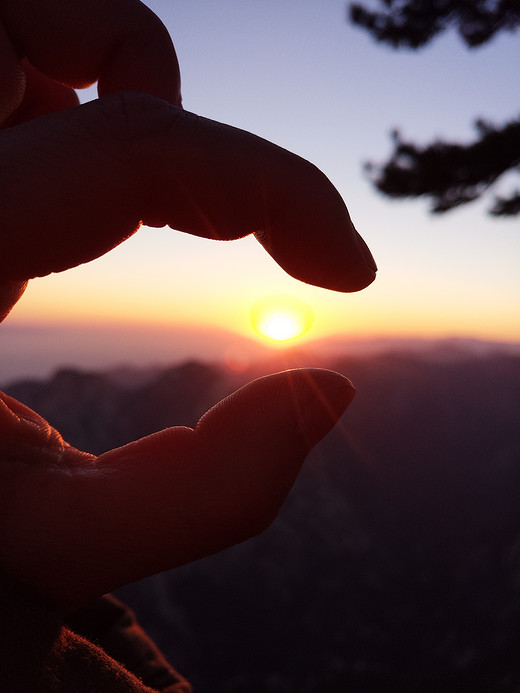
top-left (0, 0), bottom-right (376, 614)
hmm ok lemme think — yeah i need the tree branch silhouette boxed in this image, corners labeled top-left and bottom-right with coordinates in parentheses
top-left (366, 119), bottom-right (520, 214)
top-left (349, 0), bottom-right (520, 215)
top-left (349, 0), bottom-right (520, 49)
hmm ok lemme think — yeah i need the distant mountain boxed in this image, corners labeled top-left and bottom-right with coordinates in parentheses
top-left (304, 334), bottom-right (520, 361)
top-left (5, 360), bottom-right (248, 454)
top-left (3, 319), bottom-right (518, 385)
top-left (0, 321), bottom-right (273, 384)
top-left (4, 346), bottom-right (520, 692)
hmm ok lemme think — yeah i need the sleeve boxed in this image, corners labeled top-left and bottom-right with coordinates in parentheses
top-left (0, 572), bottom-right (191, 692)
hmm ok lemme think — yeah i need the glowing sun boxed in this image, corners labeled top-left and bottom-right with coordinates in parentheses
top-left (250, 295), bottom-right (314, 343)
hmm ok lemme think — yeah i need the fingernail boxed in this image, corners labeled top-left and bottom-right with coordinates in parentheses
top-left (355, 230), bottom-right (378, 273)
top-left (295, 370), bottom-right (356, 450)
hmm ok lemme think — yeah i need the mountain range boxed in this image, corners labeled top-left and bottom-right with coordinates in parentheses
top-left (4, 342), bottom-right (520, 692)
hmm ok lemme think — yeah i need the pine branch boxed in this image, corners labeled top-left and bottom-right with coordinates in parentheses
top-left (349, 0), bottom-right (520, 49)
top-left (365, 118), bottom-right (520, 214)
top-left (490, 191), bottom-right (520, 216)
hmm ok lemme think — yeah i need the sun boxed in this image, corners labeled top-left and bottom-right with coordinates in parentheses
top-left (250, 295), bottom-right (314, 343)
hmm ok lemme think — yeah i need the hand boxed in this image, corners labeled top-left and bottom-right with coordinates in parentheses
top-left (0, 0), bottom-right (376, 614)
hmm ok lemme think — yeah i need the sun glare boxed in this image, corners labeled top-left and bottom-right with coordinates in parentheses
top-left (250, 295), bottom-right (314, 343)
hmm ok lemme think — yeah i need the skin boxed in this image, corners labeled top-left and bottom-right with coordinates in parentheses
top-left (0, 0), bottom-right (376, 615)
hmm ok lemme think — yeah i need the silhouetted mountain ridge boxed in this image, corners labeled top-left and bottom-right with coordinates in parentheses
top-left (4, 345), bottom-right (520, 692)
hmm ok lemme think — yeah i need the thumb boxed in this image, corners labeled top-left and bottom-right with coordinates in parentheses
top-left (0, 369), bottom-right (355, 613)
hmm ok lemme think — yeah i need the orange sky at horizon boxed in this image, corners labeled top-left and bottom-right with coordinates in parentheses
top-left (8, 220), bottom-right (520, 349)
top-left (9, 239), bottom-right (520, 348)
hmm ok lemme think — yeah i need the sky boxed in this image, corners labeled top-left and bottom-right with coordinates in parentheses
top-left (1, 0), bottom-right (519, 381)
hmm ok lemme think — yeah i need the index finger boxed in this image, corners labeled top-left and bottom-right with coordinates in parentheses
top-left (0, 0), bottom-right (182, 105)
top-left (0, 94), bottom-right (377, 293)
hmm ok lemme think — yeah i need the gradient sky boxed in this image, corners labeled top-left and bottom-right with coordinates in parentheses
top-left (2, 0), bottom-right (519, 379)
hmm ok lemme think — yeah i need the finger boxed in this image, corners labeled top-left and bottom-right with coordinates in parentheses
top-left (0, 22), bottom-right (26, 125)
top-left (0, 280), bottom-right (27, 321)
top-left (2, 60), bottom-right (79, 127)
top-left (0, 0), bottom-right (181, 106)
top-left (0, 92), bottom-right (376, 292)
top-left (0, 369), bottom-right (355, 613)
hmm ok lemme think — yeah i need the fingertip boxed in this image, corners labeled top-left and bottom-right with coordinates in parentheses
top-left (355, 229), bottom-right (378, 274)
top-left (254, 153), bottom-right (377, 292)
top-left (96, 4), bottom-right (182, 107)
top-left (286, 368), bottom-right (356, 450)
top-left (197, 367), bottom-right (355, 458)
top-left (9, 60), bottom-right (80, 124)
top-left (0, 280), bottom-right (28, 322)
